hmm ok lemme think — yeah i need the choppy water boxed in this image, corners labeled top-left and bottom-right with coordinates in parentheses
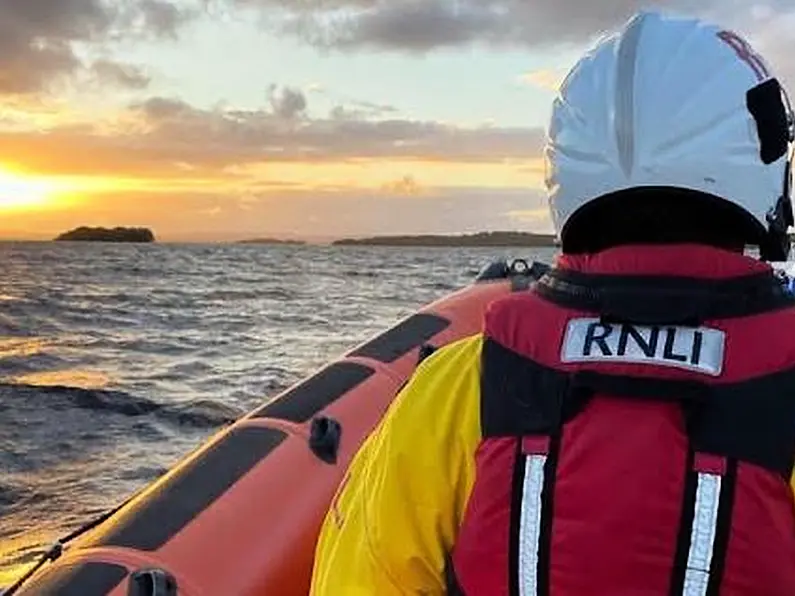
top-left (0, 241), bottom-right (557, 587)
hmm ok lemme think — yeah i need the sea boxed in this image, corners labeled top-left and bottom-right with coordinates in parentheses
top-left (0, 241), bottom-right (558, 588)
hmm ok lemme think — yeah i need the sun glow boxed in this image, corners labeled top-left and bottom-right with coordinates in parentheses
top-left (0, 169), bottom-right (61, 210)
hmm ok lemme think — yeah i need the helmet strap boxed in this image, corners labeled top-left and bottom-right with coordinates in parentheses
top-left (758, 82), bottom-right (794, 262)
top-left (761, 156), bottom-right (793, 261)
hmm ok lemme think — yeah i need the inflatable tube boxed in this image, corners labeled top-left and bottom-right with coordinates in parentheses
top-left (8, 259), bottom-right (545, 596)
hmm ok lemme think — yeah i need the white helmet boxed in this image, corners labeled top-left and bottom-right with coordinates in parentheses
top-left (544, 10), bottom-right (795, 259)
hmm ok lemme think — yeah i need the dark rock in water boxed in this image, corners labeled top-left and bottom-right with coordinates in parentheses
top-left (54, 226), bottom-right (156, 243)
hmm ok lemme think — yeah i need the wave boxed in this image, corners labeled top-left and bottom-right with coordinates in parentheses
top-left (343, 269), bottom-right (379, 278)
top-left (0, 383), bottom-right (241, 429)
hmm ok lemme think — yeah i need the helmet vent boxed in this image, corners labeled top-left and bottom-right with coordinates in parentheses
top-left (614, 12), bottom-right (647, 178)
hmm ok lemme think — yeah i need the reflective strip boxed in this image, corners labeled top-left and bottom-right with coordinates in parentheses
top-left (683, 472), bottom-right (722, 596)
top-left (518, 454), bottom-right (546, 596)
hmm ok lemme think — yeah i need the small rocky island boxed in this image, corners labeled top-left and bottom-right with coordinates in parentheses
top-left (54, 226), bottom-right (156, 243)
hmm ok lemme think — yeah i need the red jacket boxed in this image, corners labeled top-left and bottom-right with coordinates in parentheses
top-left (450, 245), bottom-right (795, 595)
top-left (310, 245), bottom-right (795, 595)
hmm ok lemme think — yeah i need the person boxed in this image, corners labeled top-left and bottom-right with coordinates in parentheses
top-left (310, 10), bottom-right (795, 595)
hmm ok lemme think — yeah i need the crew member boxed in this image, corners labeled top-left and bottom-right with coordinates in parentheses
top-left (311, 10), bottom-right (795, 595)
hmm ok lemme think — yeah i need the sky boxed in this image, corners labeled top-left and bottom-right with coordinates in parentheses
top-left (0, 0), bottom-right (792, 242)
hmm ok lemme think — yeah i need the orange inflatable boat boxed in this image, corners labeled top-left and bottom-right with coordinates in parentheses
top-left (6, 258), bottom-right (547, 596)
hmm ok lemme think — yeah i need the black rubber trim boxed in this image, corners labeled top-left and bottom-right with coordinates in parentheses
top-left (349, 313), bottom-right (450, 363)
top-left (94, 426), bottom-right (287, 551)
top-left (18, 562), bottom-right (127, 596)
top-left (706, 459), bottom-right (738, 596)
top-left (252, 362), bottom-right (375, 422)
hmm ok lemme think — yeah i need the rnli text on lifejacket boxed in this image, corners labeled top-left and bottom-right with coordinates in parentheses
top-left (560, 317), bottom-right (726, 376)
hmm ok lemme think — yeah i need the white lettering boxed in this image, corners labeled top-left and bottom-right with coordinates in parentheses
top-left (561, 318), bottom-right (726, 376)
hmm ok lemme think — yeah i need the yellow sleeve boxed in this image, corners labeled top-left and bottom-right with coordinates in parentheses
top-left (309, 334), bottom-right (484, 595)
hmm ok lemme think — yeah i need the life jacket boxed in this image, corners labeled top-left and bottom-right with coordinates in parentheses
top-left (447, 245), bottom-right (795, 596)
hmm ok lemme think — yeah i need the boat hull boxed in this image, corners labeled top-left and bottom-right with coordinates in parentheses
top-left (16, 276), bottom-right (517, 596)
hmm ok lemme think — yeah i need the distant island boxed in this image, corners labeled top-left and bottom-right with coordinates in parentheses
top-left (333, 231), bottom-right (557, 247)
top-left (55, 226), bottom-right (156, 243)
top-left (237, 237), bottom-right (306, 245)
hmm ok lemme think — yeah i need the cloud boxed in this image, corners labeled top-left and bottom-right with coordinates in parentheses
top-left (0, 86), bottom-right (545, 179)
top-left (0, 0), bottom-right (197, 95)
top-left (238, 0), bottom-right (795, 86)
top-left (132, 0), bottom-right (196, 39)
top-left (350, 99), bottom-right (398, 115)
top-left (281, 1), bottom-right (506, 53)
top-left (238, 0), bottom-right (685, 49)
top-left (328, 100), bottom-right (398, 121)
top-left (267, 84), bottom-right (308, 119)
top-left (306, 84), bottom-right (399, 118)
top-left (90, 60), bottom-right (152, 90)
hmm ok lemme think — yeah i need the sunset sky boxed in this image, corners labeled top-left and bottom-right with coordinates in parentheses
top-left (0, 1), bottom-right (792, 242)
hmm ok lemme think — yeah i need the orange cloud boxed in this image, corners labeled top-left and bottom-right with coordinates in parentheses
top-left (0, 86), bottom-right (550, 239)
top-left (0, 87), bottom-right (546, 201)
top-left (0, 89), bottom-right (544, 166)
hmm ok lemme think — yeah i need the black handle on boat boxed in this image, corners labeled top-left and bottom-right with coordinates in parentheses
top-left (127, 568), bottom-right (178, 596)
top-left (417, 343), bottom-right (437, 364)
top-left (475, 260), bottom-right (511, 281)
top-left (474, 258), bottom-right (551, 285)
top-left (309, 416), bottom-right (342, 465)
